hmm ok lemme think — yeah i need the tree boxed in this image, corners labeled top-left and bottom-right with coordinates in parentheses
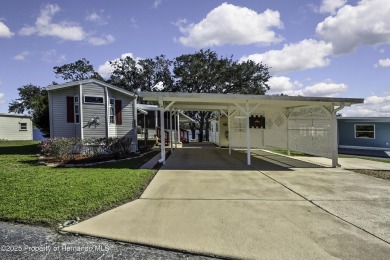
top-left (225, 60), bottom-right (270, 95)
top-left (53, 58), bottom-right (103, 82)
top-left (173, 49), bottom-right (271, 141)
top-left (173, 49), bottom-right (228, 140)
top-left (9, 84), bottom-right (50, 137)
top-left (108, 55), bottom-right (174, 92)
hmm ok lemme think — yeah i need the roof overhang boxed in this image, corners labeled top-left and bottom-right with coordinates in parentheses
top-left (0, 113), bottom-right (32, 118)
top-left (46, 79), bottom-right (136, 98)
top-left (139, 92), bottom-right (364, 111)
top-left (338, 117), bottom-right (390, 122)
top-left (136, 103), bottom-right (196, 123)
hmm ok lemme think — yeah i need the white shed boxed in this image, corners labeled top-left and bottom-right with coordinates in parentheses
top-left (0, 113), bottom-right (33, 140)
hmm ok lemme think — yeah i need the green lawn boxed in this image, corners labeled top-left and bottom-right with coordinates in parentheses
top-left (0, 141), bottom-right (157, 227)
top-left (338, 154), bottom-right (390, 164)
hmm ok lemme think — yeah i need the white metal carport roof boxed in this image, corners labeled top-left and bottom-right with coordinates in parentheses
top-left (140, 92), bottom-right (363, 111)
top-left (139, 92), bottom-right (364, 167)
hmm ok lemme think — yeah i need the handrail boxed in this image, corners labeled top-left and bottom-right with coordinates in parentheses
top-left (156, 127), bottom-right (170, 145)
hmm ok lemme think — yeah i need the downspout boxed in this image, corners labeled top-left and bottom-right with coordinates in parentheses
top-left (332, 103), bottom-right (345, 167)
top-left (104, 86), bottom-right (109, 140)
top-left (79, 84), bottom-right (84, 140)
top-left (170, 109), bottom-right (173, 152)
top-left (133, 96), bottom-right (138, 152)
top-left (245, 101), bottom-right (251, 166)
top-left (48, 91), bottom-right (53, 138)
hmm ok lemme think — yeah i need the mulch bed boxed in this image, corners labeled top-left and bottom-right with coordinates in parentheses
top-left (39, 149), bottom-right (160, 168)
top-left (350, 169), bottom-right (390, 181)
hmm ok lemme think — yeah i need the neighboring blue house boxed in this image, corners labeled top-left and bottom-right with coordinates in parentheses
top-left (338, 117), bottom-right (390, 158)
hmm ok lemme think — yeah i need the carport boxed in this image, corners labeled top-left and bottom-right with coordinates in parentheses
top-left (139, 92), bottom-right (363, 167)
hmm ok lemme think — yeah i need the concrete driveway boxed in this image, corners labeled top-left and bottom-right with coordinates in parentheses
top-left (64, 144), bottom-right (390, 259)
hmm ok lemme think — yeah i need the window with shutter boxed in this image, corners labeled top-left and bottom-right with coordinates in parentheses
top-left (67, 96), bottom-right (74, 123)
top-left (115, 100), bottom-right (122, 125)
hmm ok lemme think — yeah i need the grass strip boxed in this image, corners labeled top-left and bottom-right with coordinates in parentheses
top-left (0, 141), bottom-right (157, 227)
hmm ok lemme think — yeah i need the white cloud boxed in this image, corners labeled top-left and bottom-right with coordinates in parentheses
top-left (240, 39), bottom-right (332, 74)
top-left (365, 95), bottom-right (390, 104)
top-left (268, 76), bottom-right (347, 97)
top-left (88, 34), bottom-right (115, 46)
top-left (0, 80), bottom-right (4, 105)
top-left (130, 17), bottom-right (138, 28)
top-left (153, 0), bottom-right (162, 8)
top-left (41, 49), bottom-right (66, 63)
top-left (176, 3), bottom-right (283, 48)
top-left (19, 4), bottom-right (86, 41)
top-left (0, 21), bottom-right (14, 38)
top-left (86, 11), bottom-right (109, 25)
top-left (301, 82), bottom-right (348, 97)
top-left (316, 0), bottom-right (390, 54)
top-left (375, 58), bottom-right (390, 68)
top-left (13, 51), bottom-right (30, 61)
top-left (319, 0), bottom-right (347, 14)
top-left (267, 76), bottom-right (302, 95)
top-left (0, 92), bottom-right (5, 105)
top-left (98, 53), bottom-right (142, 78)
top-left (342, 95), bottom-right (390, 117)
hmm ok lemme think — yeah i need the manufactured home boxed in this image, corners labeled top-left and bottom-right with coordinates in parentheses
top-left (0, 113), bottom-right (33, 140)
top-left (338, 117), bottom-right (390, 157)
top-left (46, 79), bottom-right (137, 142)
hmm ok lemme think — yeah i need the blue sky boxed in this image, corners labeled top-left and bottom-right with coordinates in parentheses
top-left (1, 0), bottom-right (390, 116)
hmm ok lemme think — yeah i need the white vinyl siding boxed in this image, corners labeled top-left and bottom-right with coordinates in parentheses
top-left (82, 83), bottom-right (107, 139)
top-left (50, 87), bottom-right (81, 138)
top-left (109, 90), bottom-right (135, 140)
top-left (0, 115), bottom-right (32, 140)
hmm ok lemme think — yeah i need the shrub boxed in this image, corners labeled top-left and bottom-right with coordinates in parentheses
top-left (38, 138), bottom-right (82, 161)
top-left (82, 137), bottom-right (107, 157)
top-left (38, 137), bottom-right (134, 161)
top-left (107, 137), bottom-right (133, 159)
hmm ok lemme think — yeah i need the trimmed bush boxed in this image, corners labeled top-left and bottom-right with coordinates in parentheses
top-left (38, 137), bottom-right (134, 161)
top-left (38, 138), bottom-right (82, 161)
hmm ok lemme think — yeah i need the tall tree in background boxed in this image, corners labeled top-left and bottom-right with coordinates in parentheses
top-left (53, 58), bottom-right (103, 82)
top-left (108, 55), bottom-right (173, 92)
top-left (173, 49), bottom-right (270, 141)
top-left (8, 84), bottom-right (50, 137)
top-left (173, 49), bottom-right (229, 140)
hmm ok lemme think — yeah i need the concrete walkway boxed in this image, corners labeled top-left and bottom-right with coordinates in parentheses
top-left (64, 143), bottom-right (390, 259)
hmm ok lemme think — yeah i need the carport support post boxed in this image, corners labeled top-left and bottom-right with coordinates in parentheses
top-left (331, 103), bottom-right (344, 168)
top-left (331, 111), bottom-right (338, 168)
top-left (160, 108), bottom-right (166, 164)
top-left (174, 111), bottom-right (178, 149)
top-left (170, 109), bottom-right (173, 152)
top-left (246, 102), bottom-right (251, 166)
top-left (228, 108), bottom-right (232, 155)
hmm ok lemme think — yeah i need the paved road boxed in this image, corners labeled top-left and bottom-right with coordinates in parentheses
top-left (64, 143), bottom-right (390, 259)
top-left (0, 222), bottom-right (218, 260)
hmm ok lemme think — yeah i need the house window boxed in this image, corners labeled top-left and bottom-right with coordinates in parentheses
top-left (355, 124), bottom-right (375, 139)
top-left (84, 96), bottom-right (104, 104)
top-left (109, 98), bottom-right (115, 124)
top-left (74, 96), bottom-right (80, 124)
top-left (19, 122), bottom-right (28, 131)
